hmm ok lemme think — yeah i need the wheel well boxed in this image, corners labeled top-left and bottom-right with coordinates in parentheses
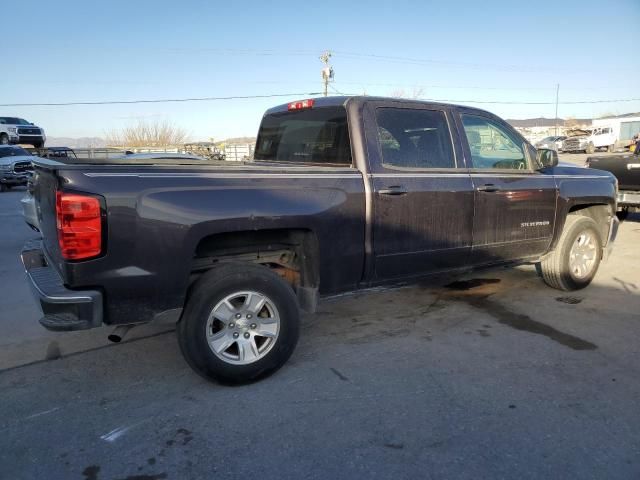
top-left (568, 203), bottom-right (612, 243)
top-left (191, 229), bottom-right (320, 311)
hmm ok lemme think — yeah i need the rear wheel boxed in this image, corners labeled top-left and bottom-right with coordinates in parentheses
top-left (0, 184), bottom-right (7, 193)
top-left (178, 263), bottom-right (300, 384)
top-left (538, 215), bottom-right (602, 291)
top-left (607, 144), bottom-right (615, 153)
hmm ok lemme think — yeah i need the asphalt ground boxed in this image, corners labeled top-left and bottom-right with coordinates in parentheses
top-left (1, 153), bottom-right (638, 479)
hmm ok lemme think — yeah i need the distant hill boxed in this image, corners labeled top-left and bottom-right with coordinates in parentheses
top-left (46, 137), bottom-right (107, 148)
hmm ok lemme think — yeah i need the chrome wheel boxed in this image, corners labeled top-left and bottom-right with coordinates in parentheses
top-left (569, 231), bottom-right (597, 279)
top-left (205, 291), bottom-right (280, 365)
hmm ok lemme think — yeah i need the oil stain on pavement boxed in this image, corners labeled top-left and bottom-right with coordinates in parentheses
top-left (444, 278), bottom-right (597, 351)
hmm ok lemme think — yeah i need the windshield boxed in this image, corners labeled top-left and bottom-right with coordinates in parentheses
top-left (254, 106), bottom-right (351, 165)
top-left (0, 146), bottom-right (31, 158)
top-left (0, 117), bottom-right (31, 125)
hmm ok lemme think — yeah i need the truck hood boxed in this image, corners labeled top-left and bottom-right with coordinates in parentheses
top-left (0, 155), bottom-right (35, 165)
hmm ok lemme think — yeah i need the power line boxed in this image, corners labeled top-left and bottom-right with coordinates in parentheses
top-left (1, 92), bottom-right (638, 108)
top-left (0, 92), bottom-right (323, 107)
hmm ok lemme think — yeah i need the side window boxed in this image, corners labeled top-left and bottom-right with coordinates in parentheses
top-left (461, 114), bottom-right (528, 170)
top-left (375, 108), bottom-right (456, 169)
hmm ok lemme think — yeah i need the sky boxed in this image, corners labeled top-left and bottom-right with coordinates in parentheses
top-left (3, 0), bottom-right (639, 141)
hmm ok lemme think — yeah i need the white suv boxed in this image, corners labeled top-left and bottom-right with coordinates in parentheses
top-left (0, 117), bottom-right (46, 148)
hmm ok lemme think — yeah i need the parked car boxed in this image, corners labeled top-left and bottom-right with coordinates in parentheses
top-left (562, 127), bottom-right (616, 154)
top-left (586, 142), bottom-right (640, 220)
top-left (0, 117), bottom-right (46, 148)
top-left (535, 136), bottom-right (566, 152)
top-left (21, 96), bottom-right (619, 384)
top-left (0, 145), bottom-right (33, 192)
top-left (37, 146), bottom-right (78, 160)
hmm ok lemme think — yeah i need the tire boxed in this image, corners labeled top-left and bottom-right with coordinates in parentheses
top-left (586, 142), bottom-right (595, 154)
top-left (178, 262), bottom-right (300, 384)
top-left (32, 141), bottom-right (44, 149)
top-left (538, 215), bottom-right (602, 291)
top-left (0, 184), bottom-right (7, 193)
top-left (0, 133), bottom-right (8, 145)
top-left (607, 144), bottom-right (615, 153)
top-left (616, 209), bottom-right (629, 222)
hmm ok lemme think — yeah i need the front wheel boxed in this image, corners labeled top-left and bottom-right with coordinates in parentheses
top-left (178, 263), bottom-right (300, 384)
top-left (0, 133), bottom-right (8, 145)
top-left (538, 215), bottom-right (603, 291)
top-left (586, 142), bottom-right (595, 154)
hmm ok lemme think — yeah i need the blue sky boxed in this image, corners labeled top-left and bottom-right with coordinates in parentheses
top-left (3, 0), bottom-right (639, 140)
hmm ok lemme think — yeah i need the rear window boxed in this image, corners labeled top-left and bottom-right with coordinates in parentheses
top-left (254, 106), bottom-right (351, 165)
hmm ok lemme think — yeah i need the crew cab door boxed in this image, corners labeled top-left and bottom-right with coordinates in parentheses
top-left (364, 102), bottom-right (475, 279)
top-left (457, 112), bottom-right (557, 264)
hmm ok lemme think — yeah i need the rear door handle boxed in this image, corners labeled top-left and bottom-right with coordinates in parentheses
top-left (379, 186), bottom-right (407, 196)
top-left (476, 184), bottom-right (500, 193)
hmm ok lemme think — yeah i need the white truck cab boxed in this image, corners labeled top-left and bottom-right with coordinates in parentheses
top-left (0, 117), bottom-right (46, 148)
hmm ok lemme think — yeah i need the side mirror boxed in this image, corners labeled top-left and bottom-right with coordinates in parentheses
top-left (536, 148), bottom-right (558, 169)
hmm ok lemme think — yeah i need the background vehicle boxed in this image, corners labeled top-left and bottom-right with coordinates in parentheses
top-left (0, 145), bottom-right (33, 192)
top-left (592, 115), bottom-right (640, 151)
top-left (0, 117), bottom-right (46, 148)
top-left (35, 146), bottom-right (77, 160)
top-left (563, 127), bottom-right (617, 154)
top-left (21, 96), bottom-right (619, 384)
top-left (587, 142), bottom-right (640, 220)
top-left (535, 135), bottom-right (566, 151)
top-left (0, 124), bottom-right (19, 145)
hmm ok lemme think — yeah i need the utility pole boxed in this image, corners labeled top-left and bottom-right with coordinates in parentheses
top-left (319, 50), bottom-right (334, 97)
top-left (554, 83), bottom-right (560, 136)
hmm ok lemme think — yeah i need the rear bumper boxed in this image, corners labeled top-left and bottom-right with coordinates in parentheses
top-left (617, 191), bottom-right (640, 207)
top-left (21, 240), bottom-right (103, 331)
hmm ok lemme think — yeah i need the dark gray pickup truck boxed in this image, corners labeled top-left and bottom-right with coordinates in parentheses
top-left (587, 143), bottom-right (640, 220)
top-left (22, 96), bottom-right (620, 383)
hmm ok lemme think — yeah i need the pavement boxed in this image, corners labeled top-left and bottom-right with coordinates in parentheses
top-left (1, 157), bottom-right (639, 479)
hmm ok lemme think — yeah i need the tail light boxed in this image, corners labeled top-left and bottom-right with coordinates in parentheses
top-left (56, 191), bottom-right (103, 260)
top-left (288, 99), bottom-right (314, 111)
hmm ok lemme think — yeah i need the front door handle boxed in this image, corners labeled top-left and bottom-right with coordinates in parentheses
top-left (476, 184), bottom-right (500, 193)
top-left (379, 186), bottom-right (407, 196)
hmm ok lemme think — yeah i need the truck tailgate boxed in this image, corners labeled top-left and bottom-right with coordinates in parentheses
top-left (588, 155), bottom-right (640, 190)
top-left (31, 161), bottom-right (65, 274)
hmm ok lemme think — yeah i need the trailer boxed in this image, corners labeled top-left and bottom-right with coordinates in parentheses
top-left (592, 115), bottom-right (640, 150)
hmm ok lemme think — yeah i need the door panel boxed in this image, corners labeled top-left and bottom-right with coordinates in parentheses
top-left (373, 174), bottom-right (474, 278)
top-left (470, 174), bottom-right (557, 263)
top-left (457, 112), bottom-right (558, 264)
top-left (366, 105), bottom-right (475, 280)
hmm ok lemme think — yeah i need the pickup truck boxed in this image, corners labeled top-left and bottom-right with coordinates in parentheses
top-left (0, 145), bottom-right (33, 191)
top-left (21, 96), bottom-right (619, 384)
top-left (586, 142), bottom-right (640, 220)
